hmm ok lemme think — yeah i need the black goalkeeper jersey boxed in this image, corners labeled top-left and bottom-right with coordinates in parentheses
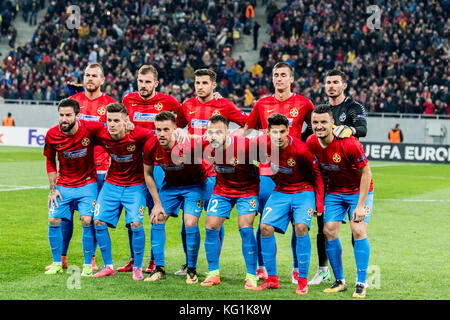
top-left (327, 97), bottom-right (368, 138)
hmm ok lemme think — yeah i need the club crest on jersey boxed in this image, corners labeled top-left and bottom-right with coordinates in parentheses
top-left (212, 110), bottom-right (221, 116)
top-left (139, 206), bottom-right (145, 214)
top-left (250, 199), bottom-right (257, 208)
top-left (197, 200), bottom-right (204, 208)
top-left (97, 106), bottom-right (106, 116)
top-left (92, 200), bottom-right (96, 208)
top-left (287, 158), bottom-right (296, 167)
top-left (290, 108), bottom-right (299, 117)
top-left (154, 103), bottom-right (163, 111)
top-left (332, 153), bottom-right (341, 163)
top-left (127, 144), bottom-right (136, 152)
top-left (230, 157), bottom-right (239, 166)
top-left (307, 208), bottom-right (314, 217)
top-left (81, 137), bottom-right (90, 146)
top-left (339, 113), bottom-right (346, 122)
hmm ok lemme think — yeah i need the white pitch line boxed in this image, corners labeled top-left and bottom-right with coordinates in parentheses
top-left (376, 199), bottom-right (450, 202)
top-left (0, 185), bottom-right (48, 192)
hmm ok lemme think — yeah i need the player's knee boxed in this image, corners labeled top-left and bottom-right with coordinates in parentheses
top-left (351, 224), bottom-right (367, 240)
top-left (323, 223), bottom-right (338, 240)
top-left (48, 218), bottom-right (61, 226)
top-left (260, 223), bottom-right (274, 237)
top-left (80, 216), bottom-right (92, 226)
top-left (294, 223), bottom-right (308, 236)
top-left (130, 221), bottom-right (142, 229)
top-left (94, 220), bottom-right (105, 227)
top-left (183, 215), bottom-right (198, 228)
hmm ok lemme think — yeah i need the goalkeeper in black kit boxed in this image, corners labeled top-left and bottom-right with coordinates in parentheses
top-left (308, 68), bottom-right (368, 285)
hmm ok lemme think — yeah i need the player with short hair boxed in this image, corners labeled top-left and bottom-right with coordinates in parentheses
top-left (120, 64), bottom-right (183, 274)
top-left (236, 62), bottom-right (316, 283)
top-left (143, 111), bottom-right (209, 284)
top-left (251, 113), bottom-right (324, 295)
top-left (45, 63), bottom-right (116, 272)
top-left (43, 98), bottom-right (99, 276)
top-left (173, 68), bottom-right (248, 276)
top-left (91, 103), bottom-right (154, 281)
top-left (307, 104), bottom-right (373, 298)
top-left (200, 115), bottom-right (259, 289)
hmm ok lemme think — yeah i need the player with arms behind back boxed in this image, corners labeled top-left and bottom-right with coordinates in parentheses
top-left (307, 104), bottom-right (373, 298)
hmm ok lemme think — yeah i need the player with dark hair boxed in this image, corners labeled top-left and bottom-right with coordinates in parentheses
top-left (307, 104), bottom-right (373, 298)
top-left (43, 98), bottom-right (100, 276)
top-left (252, 113), bottom-right (324, 295)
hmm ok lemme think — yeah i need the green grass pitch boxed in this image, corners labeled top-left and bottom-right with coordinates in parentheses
top-left (0, 146), bottom-right (449, 300)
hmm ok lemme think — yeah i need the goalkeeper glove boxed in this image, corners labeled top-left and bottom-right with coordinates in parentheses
top-left (332, 125), bottom-right (353, 138)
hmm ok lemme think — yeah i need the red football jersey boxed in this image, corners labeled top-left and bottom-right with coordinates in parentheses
top-left (203, 136), bottom-right (259, 197)
top-left (93, 126), bottom-right (154, 186)
top-left (306, 135), bottom-right (374, 194)
top-left (177, 97), bottom-right (248, 135)
top-left (123, 91), bottom-right (181, 131)
top-left (44, 120), bottom-right (100, 187)
top-left (71, 92), bottom-right (117, 172)
top-left (256, 134), bottom-right (324, 212)
top-left (143, 136), bottom-right (208, 186)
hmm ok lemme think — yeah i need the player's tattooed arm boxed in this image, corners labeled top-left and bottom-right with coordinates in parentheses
top-left (47, 172), bottom-right (62, 208)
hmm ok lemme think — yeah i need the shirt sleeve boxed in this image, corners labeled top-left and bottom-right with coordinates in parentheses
top-left (245, 101), bottom-right (261, 130)
top-left (225, 99), bottom-right (248, 127)
top-left (349, 101), bottom-right (368, 138)
top-left (43, 134), bottom-right (57, 173)
top-left (176, 103), bottom-right (188, 129)
top-left (345, 137), bottom-right (368, 169)
top-left (143, 137), bottom-right (156, 166)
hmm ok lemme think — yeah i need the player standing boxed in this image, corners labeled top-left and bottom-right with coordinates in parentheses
top-left (307, 104), bottom-right (373, 298)
top-left (143, 111), bottom-right (209, 284)
top-left (236, 62), bottom-right (315, 283)
top-left (43, 98), bottom-right (99, 276)
top-left (200, 115), bottom-right (259, 289)
top-left (173, 68), bottom-right (248, 276)
top-left (252, 113), bottom-right (324, 295)
top-left (91, 103), bottom-right (153, 281)
top-left (120, 64), bottom-right (181, 274)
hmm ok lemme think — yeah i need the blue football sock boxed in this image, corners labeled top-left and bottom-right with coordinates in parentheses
top-left (185, 225), bottom-right (200, 269)
top-left (131, 226), bottom-right (146, 269)
top-left (181, 219), bottom-right (187, 264)
top-left (204, 228), bottom-right (221, 272)
top-left (256, 223), bottom-right (264, 267)
top-left (291, 230), bottom-right (298, 269)
top-left (127, 226), bottom-right (134, 260)
top-left (296, 233), bottom-right (312, 279)
top-left (261, 234), bottom-right (277, 276)
top-left (94, 224), bottom-right (113, 266)
top-left (325, 238), bottom-right (344, 281)
top-left (218, 224), bottom-right (225, 255)
top-left (82, 224), bottom-right (95, 265)
top-left (151, 223), bottom-right (166, 266)
top-left (48, 224), bottom-right (62, 263)
top-left (354, 237), bottom-right (370, 284)
top-left (239, 227), bottom-right (257, 275)
top-left (61, 218), bottom-right (73, 256)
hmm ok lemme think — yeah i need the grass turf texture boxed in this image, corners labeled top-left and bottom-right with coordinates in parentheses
top-left (0, 146), bottom-right (449, 300)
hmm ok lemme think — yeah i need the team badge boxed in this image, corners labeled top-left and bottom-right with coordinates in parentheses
top-left (127, 144), bottom-right (136, 152)
top-left (290, 108), bottom-right (299, 117)
top-left (92, 200), bottom-right (96, 208)
top-left (81, 137), bottom-right (90, 146)
top-left (139, 206), bottom-right (145, 214)
top-left (230, 157), bottom-right (239, 166)
top-left (97, 106), bottom-right (106, 115)
top-left (154, 103), bottom-right (163, 111)
top-left (287, 158), bottom-right (296, 167)
top-left (332, 153), bottom-right (341, 163)
top-left (307, 208), bottom-right (314, 217)
top-left (212, 110), bottom-right (221, 116)
top-left (197, 200), bottom-right (204, 208)
top-left (339, 113), bottom-right (346, 122)
top-left (364, 206), bottom-right (370, 215)
top-left (250, 200), bottom-right (257, 208)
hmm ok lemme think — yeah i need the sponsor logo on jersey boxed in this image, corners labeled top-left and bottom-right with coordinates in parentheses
top-left (320, 163), bottom-right (341, 171)
top-left (197, 200), bottom-right (204, 208)
top-left (287, 158), bottom-right (296, 167)
top-left (339, 113), bottom-right (347, 122)
top-left (110, 153), bottom-right (133, 163)
top-left (127, 144), bottom-right (136, 152)
top-left (250, 199), bottom-right (257, 208)
top-left (133, 112), bottom-right (157, 122)
top-left (63, 148), bottom-right (88, 159)
top-left (79, 114), bottom-right (100, 122)
top-left (290, 108), bottom-right (299, 117)
top-left (154, 103), bottom-right (163, 111)
top-left (97, 106), bottom-right (106, 116)
top-left (160, 163), bottom-right (184, 171)
top-left (191, 119), bottom-right (208, 128)
top-left (270, 162), bottom-right (293, 174)
top-left (307, 208), bottom-right (314, 217)
top-left (82, 137), bottom-right (90, 146)
top-left (332, 153), bottom-right (341, 163)
top-left (213, 164), bottom-right (235, 173)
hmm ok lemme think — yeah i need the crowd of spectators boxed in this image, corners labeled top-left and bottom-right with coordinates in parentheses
top-left (0, 0), bottom-right (448, 117)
